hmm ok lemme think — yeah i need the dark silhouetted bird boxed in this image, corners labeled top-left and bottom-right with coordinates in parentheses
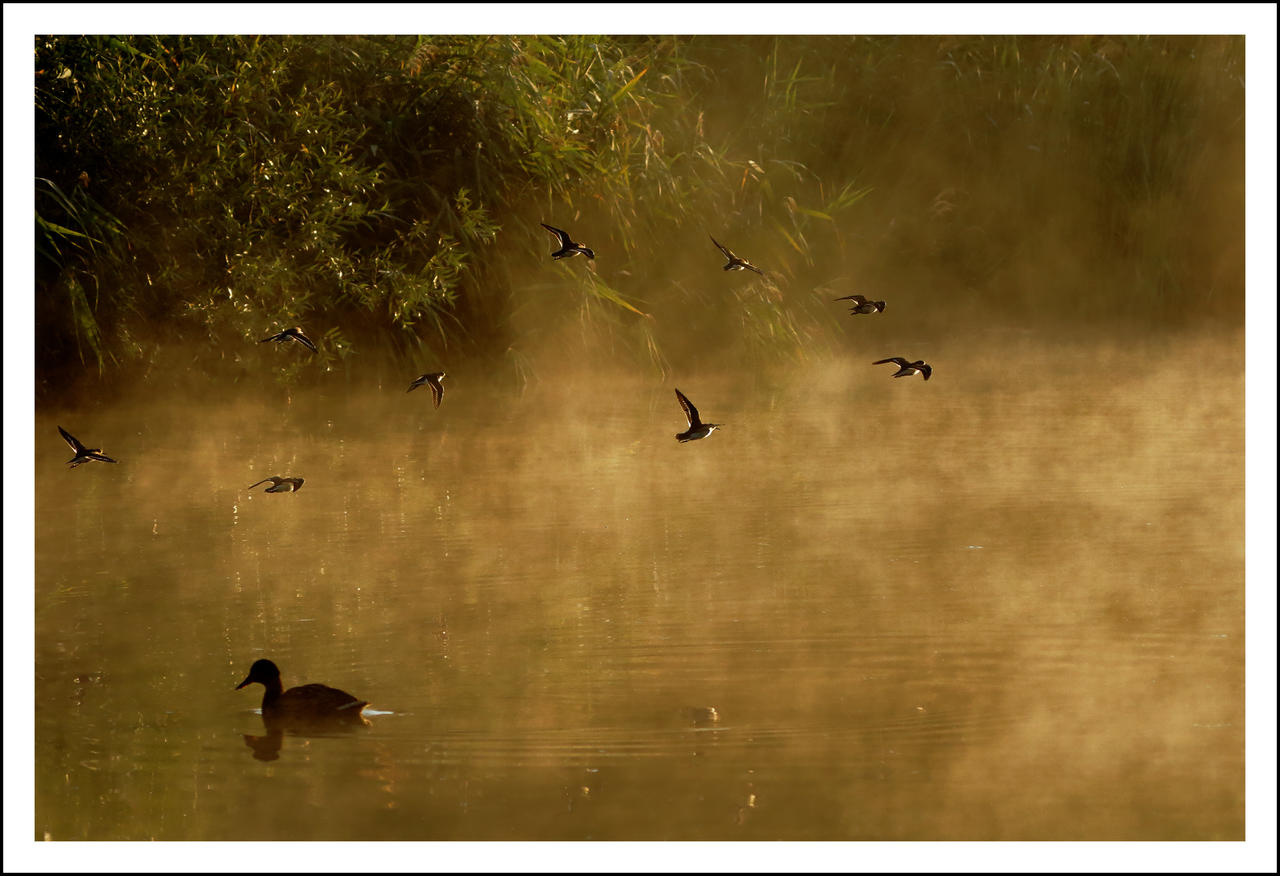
top-left (407, 372), bottom-right (447, 408)
top-left (873, 357), bottom-right (932, 380)
top-left (674, 388), bottom-right (722, 443)
top-left (247, 476), bottom-right (305, 493)
top-left (711, 236), bottom-right (765, 275)
top-left (260, 326), bottom-right (318, 353)
top-left (236, 659), bottom-right (369, 728)
top-left (58, 426), bottom-right (118, 467)
top-left (835, 294), bottom-right (885, 314)
top-left (541, 223), bottom-right (595, 260)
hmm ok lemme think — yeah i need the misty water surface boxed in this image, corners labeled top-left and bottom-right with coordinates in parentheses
top-left (34, 331), bottom-right (1243, 840)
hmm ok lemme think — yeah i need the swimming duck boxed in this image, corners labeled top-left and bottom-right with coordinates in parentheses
top-left (247, 475), bottom-right (305, 493)
top-left (873, 357), bottom-right (932, 380)
top-left (540, 223), bottom-right (595, 260)
top-left (834, 294), bottom-right (886, 314)
top-left (260, 326), bottom-right (318, 353)
top-left (674, 388), bottom-right (722, 443)
top-left (711, 236), bottom-right (765, 275)
top-left (407, 372), bottom-right (447, 409)
top-left (236, 658), bottom-right (369, 727)
top-left (57, 426), bottom-right (119, 467)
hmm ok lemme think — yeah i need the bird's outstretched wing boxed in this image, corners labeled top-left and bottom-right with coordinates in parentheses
top-left (674, 388), bottom-right (700, 428)
top-left (541, 223), bottom-right (571, 248)
top-left (58, 426), bottom-right (85, 453)
top-left (291, 331), bottom-right (319, 353)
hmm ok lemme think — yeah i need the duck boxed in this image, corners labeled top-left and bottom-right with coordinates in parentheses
top-left (247, 475), bottom-right (305, 493)
top-left (873, 357), bottom-right (932, 380)
top-left (407, 372), bottom-right (447, 409)
top-left (834, 294), bottom-right (886, 313)
top-left (674, 388), bottom-right (722, 443)
top-left (57, 425), bottom-right (119, 467)
top-left (711, 236), bottom-right (765, 275)
top-left (540, 223), bottom-right (595, 260)
top-left (236, 659), bottom-right (369, 727)
top-left (260, 326), bottom-right (318, 353)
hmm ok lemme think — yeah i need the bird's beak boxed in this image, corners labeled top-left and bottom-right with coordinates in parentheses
top-left (236, 676), bottom-right (252, 690)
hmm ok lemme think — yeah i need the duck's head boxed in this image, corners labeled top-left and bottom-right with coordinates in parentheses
top-left (236, 658), bottom-right (282, 690)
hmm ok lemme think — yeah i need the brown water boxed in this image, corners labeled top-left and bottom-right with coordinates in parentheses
top-left (33, 333), bottom-right (1244, 841)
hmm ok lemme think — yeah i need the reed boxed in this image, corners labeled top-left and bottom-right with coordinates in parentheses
top-left (34, 35), bottom-right (1243, 398)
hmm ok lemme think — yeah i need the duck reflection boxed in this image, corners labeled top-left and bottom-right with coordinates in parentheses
top-left (242, 728), bottom-right (285, 761)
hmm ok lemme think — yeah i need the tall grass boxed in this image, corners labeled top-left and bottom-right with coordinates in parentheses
top-left (33, 35), bottom-right (1243, 399)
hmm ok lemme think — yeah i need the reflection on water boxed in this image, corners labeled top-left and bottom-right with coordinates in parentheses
top-left (33, 334), bottom-right (1244, 840)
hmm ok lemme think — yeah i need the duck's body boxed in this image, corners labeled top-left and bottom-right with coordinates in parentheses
top-left (260, 326), bottom-right (318, 353)
top-left (873, 357), bottom-right (932, 380)
top-left (711, 236), bottom-right (765, 275)
top-left (835, 294), bottom-right (885, 314)
top-left (237, 659), bottom-right (368, 728)
top-left (407, 372), bottom-right (447, 408)
top-left (248, 475), bottom-right (305, 493)
top-left (541, 223), bottom-right (595, 260)
top-left (58, 426), bottom-right (118, 467)
top-left (674, 388), bottom-right (722, 443)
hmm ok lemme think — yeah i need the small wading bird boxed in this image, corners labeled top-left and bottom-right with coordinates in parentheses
top-left (835, 294), bottom-right (886, 314)
top-left (407, 372), bottom-right (447, 409)
top-left (540, 223), bottom-right (595, 260)
top-left (710, 236), bottom-right (765, 275)
top-left (260, 326), bottom-right (318, 353)
top-left (873, 357), bottom-right (932, 381)
top-left (674, 388), bottom-right (722, 443)
top-left (57, 426), bottom-right (118, 467)
top-left (236, 659), bottom-right (369, 728)
top-left (247, 475), bottom-right (305, 493)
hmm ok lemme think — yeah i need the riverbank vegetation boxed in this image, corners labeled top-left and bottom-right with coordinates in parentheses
top-left (34, 35), bottom-right (1244, 401)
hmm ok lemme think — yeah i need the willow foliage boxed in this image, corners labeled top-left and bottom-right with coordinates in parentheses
top-left (34, 35), bottom-right (1243, 396)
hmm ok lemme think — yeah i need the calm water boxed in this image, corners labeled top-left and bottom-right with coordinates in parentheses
top-left (33, 334), bottom-right (1244, 841)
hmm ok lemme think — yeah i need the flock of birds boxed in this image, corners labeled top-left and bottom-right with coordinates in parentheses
top-left (54, 222), bottom-right (933, 729)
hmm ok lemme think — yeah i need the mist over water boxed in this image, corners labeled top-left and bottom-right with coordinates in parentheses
top-left (34, 328), bottom-right (1243, 840)
top-left (29, 30), bottom-right (1249, 846)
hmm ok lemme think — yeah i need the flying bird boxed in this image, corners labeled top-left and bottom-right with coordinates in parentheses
top-left (260, 326), bottom-right (318, 353)
top-left (834, 294), bottom-right (886, 314)
top-left (674, 388), bottom-right (722, 443)
top-left (407, 372), bottom-right (447, 408)
top-left (711, 236), bottom-right (765, 275)
top-left (540, 223), bottom-right (595, 260)
top-left (247, 476), bottom-right (305, 493)
top-left (873, 357), bottom-right (932, 381)
top-left (57, 426), bottom-right (118, 467)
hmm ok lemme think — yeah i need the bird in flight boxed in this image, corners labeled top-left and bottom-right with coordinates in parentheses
top-left (247, 476), bottom-right (305, 493)
top-left (873, 357), bottom-right (932, 380)
top-left (58, 426), bottom-right (118, 467)
top-left (407, 372), bottom-right (447, 409)
top-left (260, 326), bottom-right (318, 353)
top-left (674, 388), bottom-right (722, 443)
top-left (834, 294), bottom-right (886, 314)
top-left (710, 236), bottom-right (765, 275)
top-left (540, 223), bottom-right (595, 260)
